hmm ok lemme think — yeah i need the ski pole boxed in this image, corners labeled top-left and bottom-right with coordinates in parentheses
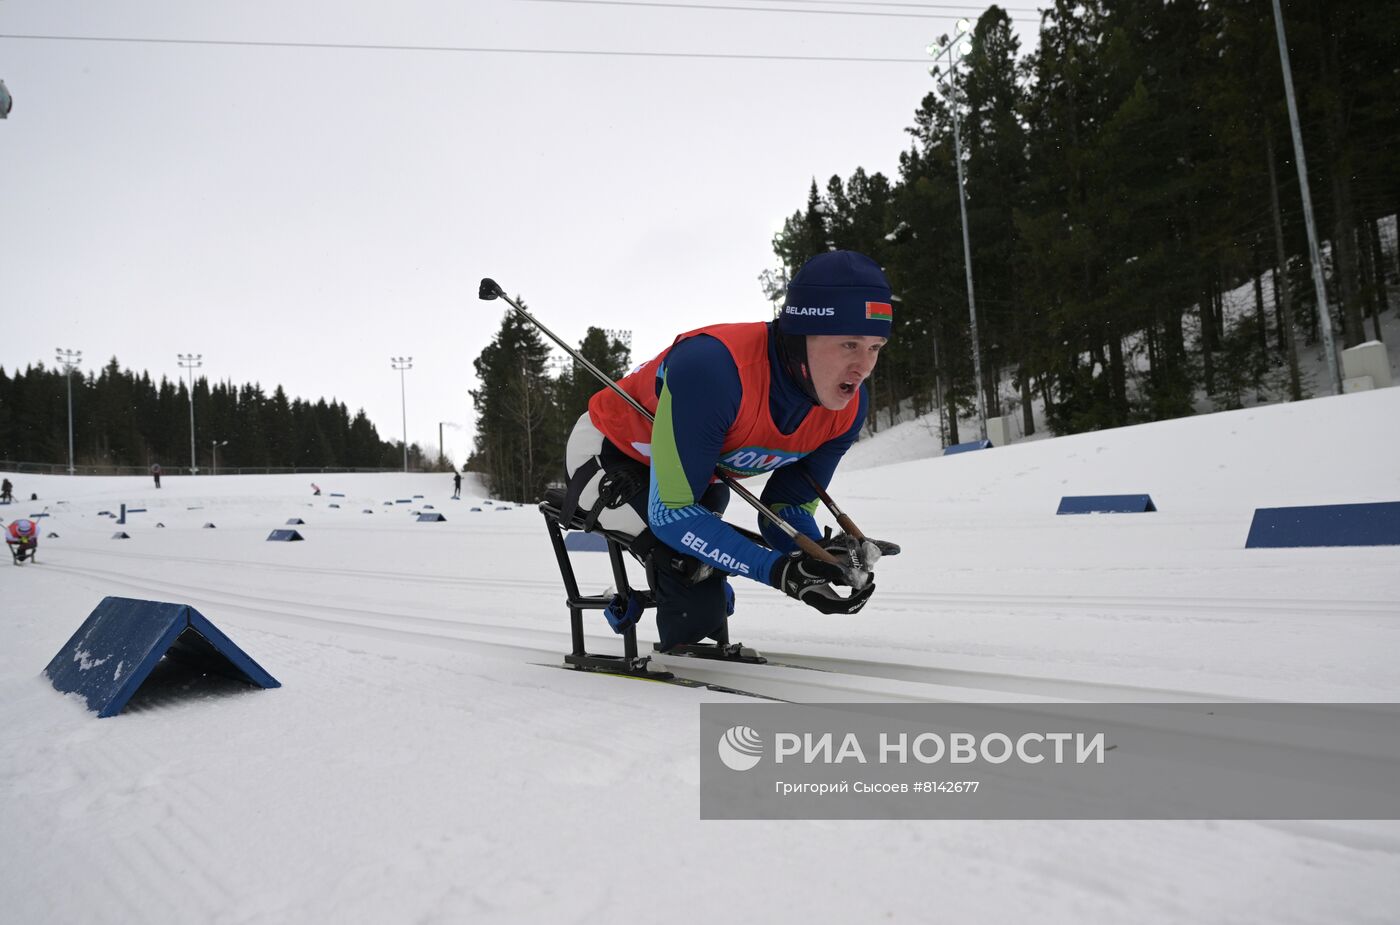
top-left (802, 472), bottom-right (866, 542)
top-left (478, 277), bottom-right (843, 567)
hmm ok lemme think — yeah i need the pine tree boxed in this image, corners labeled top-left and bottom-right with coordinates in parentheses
top-left (469, 305), bottom-right (555, 501)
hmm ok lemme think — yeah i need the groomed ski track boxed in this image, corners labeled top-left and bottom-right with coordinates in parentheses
top-left (41, 544), bottom-right (1296, 705)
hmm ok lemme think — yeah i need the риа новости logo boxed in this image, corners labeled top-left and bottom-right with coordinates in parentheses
top-left (718, 725), bottom-right (764, 771)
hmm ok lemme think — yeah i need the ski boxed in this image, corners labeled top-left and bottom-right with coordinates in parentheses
top-left (535, 662), bottom-right (785, 701)
top-left (653, 643), bottom-right (831, 675)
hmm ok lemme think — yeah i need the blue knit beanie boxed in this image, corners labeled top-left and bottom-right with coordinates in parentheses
top-left (780, 251), bottom-right (893, 338)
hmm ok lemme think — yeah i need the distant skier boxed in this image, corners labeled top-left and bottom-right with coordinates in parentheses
top-left (151, 463), bottom-right (162, 489)
top-left (311, 483), bottom-right (321, 496)
top-left (560, 250), bottom-right (899, 651)
top-left (6, 517), bottom-right (38, 564)
top-left (452, 472), bottom-right (462, 499)
top-left (0, 478), bottom-right (13, 504)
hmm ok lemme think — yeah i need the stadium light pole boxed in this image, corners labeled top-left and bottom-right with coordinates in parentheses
top-left (56, 348), bottom-right (82, 475)
top-left (391, 357), bottom-right (412, 472)
top-left (1269, 0), bottom-right (1341, 395)
top-left (177, 353), bottom-right (202, 474)
top-left (928, 21), bottom-right (989, 441)
top-left (211, 439), bottom-right (228, 476)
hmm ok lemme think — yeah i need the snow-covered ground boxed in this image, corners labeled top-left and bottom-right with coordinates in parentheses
top-left (2, 386), bottom-right (1399, 923)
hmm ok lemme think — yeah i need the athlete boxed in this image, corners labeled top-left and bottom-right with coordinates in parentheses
top-left (6, 517), bottom-right (39, 564)
top-left (562, 250), bottom-right (895, 650)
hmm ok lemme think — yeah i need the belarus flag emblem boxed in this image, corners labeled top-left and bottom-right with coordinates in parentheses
top-left (865, 301), bottom-right (893, 321)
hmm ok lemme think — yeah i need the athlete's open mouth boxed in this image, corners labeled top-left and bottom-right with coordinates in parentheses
top-left (839, 380), bottom-right (856, 397)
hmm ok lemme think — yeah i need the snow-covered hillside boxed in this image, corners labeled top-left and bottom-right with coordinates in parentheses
top-left (866, 265), bottom-right (1400, 450)
top-left (2, 386), bottom-right (1398, 923)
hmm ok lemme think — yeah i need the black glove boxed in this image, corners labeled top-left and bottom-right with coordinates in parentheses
top-left (770, 550), bottom-right (876, 615)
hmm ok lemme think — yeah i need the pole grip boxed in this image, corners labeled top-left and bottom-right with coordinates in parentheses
top-left (794, 531), bottom-right (842, 564)
top-left (835, 512), bottom-right (865, 541)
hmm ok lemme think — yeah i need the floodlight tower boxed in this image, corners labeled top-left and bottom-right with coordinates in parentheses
top-left (177, 353), bottom-right (203, 474)
top-left (1269, 0), bottom-right (1340, 394)
top-left (927, 19), bottom-right (989, 441)
top-left (391, 357), bottom-right (413, 472)
top-left (56, 348), bottom-right (83, 475)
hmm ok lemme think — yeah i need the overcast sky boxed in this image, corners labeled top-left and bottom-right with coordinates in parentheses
top-left (1, 0), bottom-right (1042, 467)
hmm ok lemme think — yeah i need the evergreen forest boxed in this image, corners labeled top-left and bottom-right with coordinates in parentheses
top-left (0, 358), bottom-right (429, 473)
top-left (768, 0), bottom-right (1397, 441)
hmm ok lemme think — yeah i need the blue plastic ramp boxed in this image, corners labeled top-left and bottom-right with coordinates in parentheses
top-left (564, 532), bottom-right (609, 552)
top-left (1058, 494), bottom-right (1157, 514)
top-left (1246, 501), bottom-right (1400, 548)
top-left (944, 439), bottom-right (993, 456)
top-left (267, 529), bottom-right (304, 541)
top-left (416, 512), bottom-right (447, 522)
top-left (44, 596), bottom-right (280, 718)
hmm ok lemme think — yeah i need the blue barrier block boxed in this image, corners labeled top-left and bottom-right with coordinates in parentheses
top-left (362, 509), bottom-right (374, 514)
top-left (286, 518), bottom-right (306, 525)
top-left (943, 439), bottom-right (994, 456)
top-left (395, 499), bottom-right (411, 504)
top-left (203, 523), bottom-right (217, 529)
top-left (44, 596), bottom-right (280, 718)
top-left (267, 529), bottom-right (304, 541)
top-left (328, 503), bottom-right (340, 509)
top-left (413, 495), bottom-right (424, 499)
top-left (1057, 494), bottom-right (1157, 515)
top-left (112, 532), bottom-right (130, 539)
top-left (422, 504), bottom-right (435, 510)
top-left (127, 508), bottom-right (147, 514)
top-left (417, 513), bottom-right (447, 522)
top-left (564, 532), bottom-right (609, 552)
top-left (470, 507), bottom-right (482, 512)
top-left (97, 510), bottom-right (111, 516)
top-left (1246, 501), bottom-right (1400, 548)
top-left (329, 493), bottom-right (345, 498)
